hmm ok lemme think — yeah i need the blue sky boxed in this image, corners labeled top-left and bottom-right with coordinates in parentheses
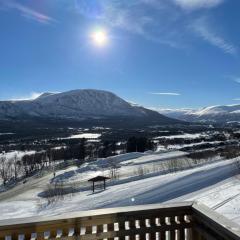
top-left (0, 0), bottom-right (240, 109)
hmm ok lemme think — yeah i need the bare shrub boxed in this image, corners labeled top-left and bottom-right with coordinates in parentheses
top-left (166, 159), bottom-right (179, 172)
top-left (44, 182), bottom-right (65, 205)
top-left (108, 158), bottom-right (120, 180)
top-left (0, 154), bottom-right (12, 185)
top-left (137, 166), bottom-right (145, 176)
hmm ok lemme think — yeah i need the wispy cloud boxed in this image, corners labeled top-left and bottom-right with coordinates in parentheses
top-left (149, 92), bottom-right (181, 96)
top-left (73, 0), bottom-right (184, 48)
top-left (233, 98), bottom-right (240, 101)
top-left (229, 76), bottom-right (240, 83)
top-left (71, 0), bottom-right (230, 51)
top-left (0, 0), bottom-right (56, 24)
top-left (11, 92), bottom-right (42, 101)
top-left (173, 0), bottom-right (224, 11)
top-left (191, 17), bottom-right (237, 55)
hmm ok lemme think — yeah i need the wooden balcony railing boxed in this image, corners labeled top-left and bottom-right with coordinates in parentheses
top-left (0, 202), bottom-right (239, 240)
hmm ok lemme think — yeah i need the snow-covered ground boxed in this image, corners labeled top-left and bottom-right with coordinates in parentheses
top-left (0, 150), bottom-right (36, 160)
top-left (0, 133), bottom-right (15, 136)
top-left (0, 151), bottom-right (239, 226)
top-left (51, 151), bottom-right (188, 183)
top-left (154, 133), bottom-right (208, 139)
top-left (156, 141), bottom-right (222, 151)
top-left (64, 133), bottom-right (101, 139)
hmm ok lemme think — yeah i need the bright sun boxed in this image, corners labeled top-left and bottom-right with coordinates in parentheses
top-left (91, 29), bottom-right (108, 47)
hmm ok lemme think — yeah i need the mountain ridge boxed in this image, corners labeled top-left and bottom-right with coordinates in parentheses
top-left (158, 104), bottom-right (240, 123)
top-left (0, 89), bottom-right (179, 125)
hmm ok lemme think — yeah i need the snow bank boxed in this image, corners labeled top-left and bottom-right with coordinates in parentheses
top-left (155, 133), bottom-right (208, 139)
top-left (66, 133), bottom-right (101, 139)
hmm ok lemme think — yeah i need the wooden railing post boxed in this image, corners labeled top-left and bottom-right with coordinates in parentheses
top-left (85, 225), bottom-right (92, 235)
top-left (118, 220), bottom-right (126, 240)
top-left (74, 222), bottom-right (80, 238)
top-left (138, 219), bottom-right (146, 240)
top-left (36, 231), bottom-right (44, 240)
top-left (149, 218), bottom-right (157, 240)
top-left (177, 215), bottom-right (185, 240)
top-left (185, 215), bottom-right (193, 240)
top-left (169, 216), bottom-right (176, 240)
top-left (107, 222), bottom-right (115, 239)
top-left (159, 216), bottom-right (166, 240)
top-left (96, 224), bottom-right (103, 235)
top-left (62, 227), bottom-right (69, 238)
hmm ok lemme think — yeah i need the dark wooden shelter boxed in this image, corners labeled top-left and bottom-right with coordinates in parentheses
top-left (88, 176), bottom-right (110, 192)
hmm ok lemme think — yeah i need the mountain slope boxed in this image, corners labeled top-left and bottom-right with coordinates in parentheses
top-left (0, 89), bottom-right (178, 124)
top-left (159, 104), bottom-right (240, 123)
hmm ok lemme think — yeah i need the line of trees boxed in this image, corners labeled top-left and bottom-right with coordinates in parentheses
top-left (126, 137), bottom-right (155, 153)
top-left (0, 141), bottom-right (89, 186)
top-left (0, 136), bottom-right (156, 186)
top-left (0, 153), bottom-right (22, 186)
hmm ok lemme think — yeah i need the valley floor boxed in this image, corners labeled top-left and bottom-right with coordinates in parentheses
top-left (0, 152), bottom-right (239, 226)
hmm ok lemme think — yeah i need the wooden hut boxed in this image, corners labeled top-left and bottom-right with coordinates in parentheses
top-left (88, 176), bottom-right (110, 192)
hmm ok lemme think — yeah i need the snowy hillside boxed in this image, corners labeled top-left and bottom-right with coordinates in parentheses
top-left (0, 151), bottom-right (239, 226)
top-left (157, 109), bottom-right (195, 121)
top-left (0, 89), bottom-right (176, 124)
top-left (159, 104), bottom-right (240, 123)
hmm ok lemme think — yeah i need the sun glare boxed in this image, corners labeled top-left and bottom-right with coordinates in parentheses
top-left (91, 29), bottom-right (108, 47)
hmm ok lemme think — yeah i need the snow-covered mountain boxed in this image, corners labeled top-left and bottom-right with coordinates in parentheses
top-left (157, 109), bottom-right (195, 120)
top-left (0, 89), bottom-right (177, 124)
top-left (159, 104), bottom-right (240, 123)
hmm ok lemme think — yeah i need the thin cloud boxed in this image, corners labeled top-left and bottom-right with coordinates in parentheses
top-left (233, 98), bottom-right (240, 101)
top-left (10, 92), bottom-right (42, 101)
top-left (0, 0), bottom-right (56, 24)
top-left (70, 1), bottom-right (229, 51)
top-left (173, 0), bottom-right (224, 11)
top-left (235, 79), bottom-right (240, 83)
top-left (149, 92), bottom-right (181, 96)
top-left (191, 17), bottom-right (237, 55)
top-left (230, 76), bottom-right (240, 83)
top-left (73, 0), bottom-right (183, 48)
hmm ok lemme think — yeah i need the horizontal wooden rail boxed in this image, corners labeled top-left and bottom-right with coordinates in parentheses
top-left (192, 202), bottom-right (240, 240)
top-left (0, 202), bottom-right (239, 240)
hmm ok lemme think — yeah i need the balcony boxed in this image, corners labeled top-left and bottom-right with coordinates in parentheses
top-left (0, 202), bottom-right (239, 240)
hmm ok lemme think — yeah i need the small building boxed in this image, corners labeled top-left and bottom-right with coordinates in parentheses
top-left (88, 176), bottom-right (110, 193)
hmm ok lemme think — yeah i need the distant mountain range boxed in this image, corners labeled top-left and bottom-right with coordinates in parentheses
top-left (158, 105), bottom-right (240, 123)
top-left (0, 89), bottom-right (179, 125)
top-left (2, 89), bottom-right (239, 125)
